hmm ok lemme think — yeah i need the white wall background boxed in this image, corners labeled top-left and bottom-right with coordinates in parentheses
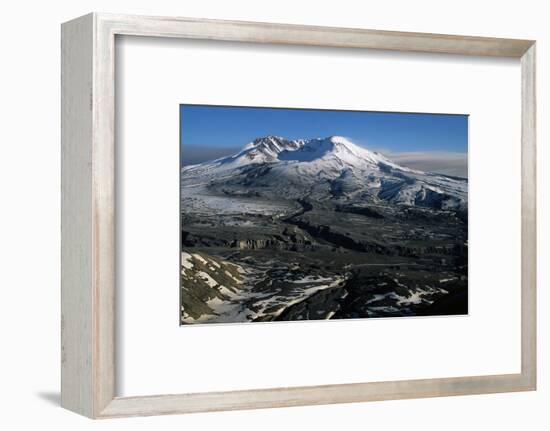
top-left (0, 0), bottom-right (547, 429)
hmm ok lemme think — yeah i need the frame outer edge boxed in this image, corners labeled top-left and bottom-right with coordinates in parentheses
top-left (61, 13), bottom-right (95, 418)
top-left (99, 373), bottom-right (529, 418)
top-left (92, 12), bottom-right (117, 417)
top-left (96, 12), bottom-right (533, 58)
top-left (520, 44), bottom-right (537, 389)
top-left (61, 12), bottom-right (538, 419)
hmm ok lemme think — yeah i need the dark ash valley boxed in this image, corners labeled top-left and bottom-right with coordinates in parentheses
top-left (180, 136), bottom-right (468, 324)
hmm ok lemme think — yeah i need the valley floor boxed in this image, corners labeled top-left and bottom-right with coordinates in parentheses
top-left (180, 198), bottom-right (467, 324)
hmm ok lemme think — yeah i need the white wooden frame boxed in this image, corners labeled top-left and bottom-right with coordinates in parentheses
top-left (61, 12), bottom-right (537, 419)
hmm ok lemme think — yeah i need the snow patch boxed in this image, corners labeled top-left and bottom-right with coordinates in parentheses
top-left (193, 254), bottom-right (208, 265)
top-left (197, 271), bottom-right (218, 287)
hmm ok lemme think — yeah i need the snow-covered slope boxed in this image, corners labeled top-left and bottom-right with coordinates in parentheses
top-left (181, 136), bottom-right (467, 211)
top-left (183, 135), bottom-right (400, 174)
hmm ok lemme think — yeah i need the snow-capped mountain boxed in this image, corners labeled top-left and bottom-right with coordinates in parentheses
top-left (182, 136), bottom-right (467, 211)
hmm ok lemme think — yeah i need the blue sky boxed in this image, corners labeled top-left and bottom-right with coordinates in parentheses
top-left (180, 105), bottom-right (469, 176)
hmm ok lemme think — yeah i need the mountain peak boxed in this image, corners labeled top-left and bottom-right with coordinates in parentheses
top-left (185, 135), bottom-right (403, 175)
top-left (273, 135), bottom-right (395, 169)
top-left (325, 135), bottom-right (369, 153)
top-left (181, 134), bottom-right (467, 211)
top-left (252, 135), bottom-right (286, 143)
top-left (240, 136), bottom-right (305, 161)
top-left (248, 135), bottom-right (355, 151)
top-left (326, 135), bottom-right (350, 144)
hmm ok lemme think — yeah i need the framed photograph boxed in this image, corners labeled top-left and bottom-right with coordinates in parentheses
top-left (61, 13), bottom-right (536, 418)
top-left (179, 105), bottom-right (469, 324)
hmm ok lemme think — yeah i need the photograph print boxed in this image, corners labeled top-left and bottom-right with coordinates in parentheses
top-left (180, 105), bottom-right (468, 324)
